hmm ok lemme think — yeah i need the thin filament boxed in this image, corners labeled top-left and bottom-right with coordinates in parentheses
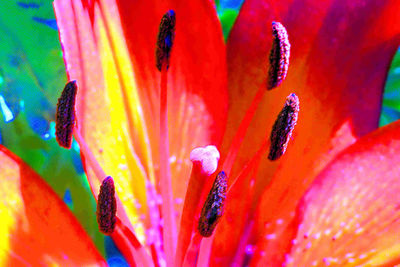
top-left (223, 84), bottom-right (266, 175)
top-left (159, 65), bottom-right (177, 267)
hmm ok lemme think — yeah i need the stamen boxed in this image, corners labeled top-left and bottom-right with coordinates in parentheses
top-left (56, 80), bottom-right (77, 148)
top-left (198, 171), bottom-right (227, 237)
top-left (97, 176), bottom-right (117, 235)
top-left (157, 10), bottom-right (177, 267)
top-left (55, 81), bottom-right (153, 265)
top-left (268, 93), bottom-right (299, 161)
top-left (267, 21), bottom-right (290, 90)
top-left (156, 10), bottom-right (176, 71)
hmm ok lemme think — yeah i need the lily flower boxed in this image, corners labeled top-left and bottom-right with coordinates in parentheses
top-left (1, 0), bottom-right (400, 266)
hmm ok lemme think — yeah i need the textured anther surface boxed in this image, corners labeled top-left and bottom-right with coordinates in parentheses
top-left (97, 176), bottom-right (117, 235)
top-left (198, 171), bottom-right (227, 237)
top-left (156, 10), bottom-right (176, 71)
top-left (267, 21), bottom-right (290, 90)
top-left (55, 80), bottom-right (77, 149)
top-left (268, 93), bottom-right (299, 160)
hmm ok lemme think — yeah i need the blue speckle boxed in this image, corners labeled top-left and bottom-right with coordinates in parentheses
top-left (28, 115), bottom-right (49, 136)
top-left (72, 150), bottom-right (84, 174)
top-left (105, 236), bottom-right (129, 267)
top-left (165, 35), bottom-right (172, 49)
top-left (17, 2), bottom-right (42, 9)
top-left (32, 17), bottom-right (58, 30)
top-left (63, 189), bottom-right (73, 209)
top-left (9, 55), bottom-right (21, 67)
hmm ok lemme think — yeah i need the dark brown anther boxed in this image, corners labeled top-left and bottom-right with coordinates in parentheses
top-left (268, 93), bottom-right (299, 161)
top-left (267, 21), bottom-right (290, 90)
top-left (156, 10), bottom-right (176, 71)
top-left (198, 171), bottom-right (227, 237)
top-left (97, 176), bottom-right (117, 235)
top-left (55, 80), bottom-right (77, 149)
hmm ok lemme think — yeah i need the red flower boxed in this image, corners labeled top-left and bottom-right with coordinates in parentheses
top-left (0, 0), bottom-right (399, 266)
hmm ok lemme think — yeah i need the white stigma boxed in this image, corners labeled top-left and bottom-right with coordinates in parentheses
top-left (190, 145), bottom-right (220, 175)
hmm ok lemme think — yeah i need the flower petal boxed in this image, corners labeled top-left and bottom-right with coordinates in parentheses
top-left (214, 0), bottom-right (400, 263)
top-left (54, 0), bottom-right (227, 243)
top-left (281, 119), bottom-right (400, 266)
top-left (0, 145), bottom-right (104, 265)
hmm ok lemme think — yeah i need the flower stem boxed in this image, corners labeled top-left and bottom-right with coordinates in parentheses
top-left (160, 66), bottom-right (177, 267)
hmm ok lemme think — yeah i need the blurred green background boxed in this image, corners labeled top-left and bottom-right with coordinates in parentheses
top-left (0, 0), bottom-right (398, 264)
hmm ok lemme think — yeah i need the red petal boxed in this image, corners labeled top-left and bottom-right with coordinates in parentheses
top-left (115, 0), bottom-right (228, 200)
top-left (0, 145), bottom-right (104, 265)
top-left (281, 119), bottom-right (400, 266)
top-left (215, 0), bottom-right (400, 264)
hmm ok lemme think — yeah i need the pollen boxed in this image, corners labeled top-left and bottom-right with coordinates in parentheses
top-left (97, 176), bottom-right (117, 235)
top-left (268, 93), bottom-right (299, 160)
top-left (156, 10), bottom-right (176, 71)
top-left (55, 80), bottom-right (77, 149)
top-left (267, 21), bottom-right (290, 90)
top-left (198, 171), bottom-right (227, 237)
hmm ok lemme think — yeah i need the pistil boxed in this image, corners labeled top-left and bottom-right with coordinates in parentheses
top-left (176, 145), bottom-right (220, 266)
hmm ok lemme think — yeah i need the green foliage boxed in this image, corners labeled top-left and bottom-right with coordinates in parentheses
top-left (214, 0), bottom-right (243, 41)
top-left (380, 48), bottom-right (400, 127)
top-left (219, 8), bottom-right (239, 41)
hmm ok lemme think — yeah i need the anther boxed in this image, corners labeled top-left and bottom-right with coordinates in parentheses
top-left (55, 80), bottom-right (77, 148)
top-left (267, 22), bottom-right (290, 90)
top-left (198, 171), bottom-right (227, 237)
top-left (97, 176), bottom-right (117, 235)
top-left (156, 10), bottom-right (176, 71)
top-left (268, 93), bottom-right (299, 160)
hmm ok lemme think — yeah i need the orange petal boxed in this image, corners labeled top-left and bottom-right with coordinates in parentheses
top-left (280, 119), bottom-right (400, 266)
top-left (0, 145), bottom-right (105, 265)
top-left (214, 1), bottom-right (400, 264)
top-left (54, 0), bottom-right (228, 245)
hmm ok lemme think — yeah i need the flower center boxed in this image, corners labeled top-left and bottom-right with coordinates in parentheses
top-left (54, 11), bottom-right (299, 267)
